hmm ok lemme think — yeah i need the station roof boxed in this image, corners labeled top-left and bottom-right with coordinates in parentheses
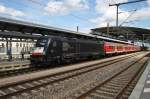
top-left (0, 17), bottom-right (91, 38)
top-left (0, 17), bottom-right (131, 44)
top-left (91, 26), bottom-right (150, 41)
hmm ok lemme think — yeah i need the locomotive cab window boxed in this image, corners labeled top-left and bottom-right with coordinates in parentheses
top-left (52, 41), bottom-right (57, 47)
top-left (63, 42), bottom-right (70, 51)
top-left (36, 38), bottom-right (49, 47)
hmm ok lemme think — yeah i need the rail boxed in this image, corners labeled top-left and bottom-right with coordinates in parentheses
top-left (0, 52), bottom-right (148, 99)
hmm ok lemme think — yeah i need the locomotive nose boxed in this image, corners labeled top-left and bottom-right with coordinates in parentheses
top-left (30, 47), bottom-right (45, 63)
top-left (31, 47), bottom-right (45, 56)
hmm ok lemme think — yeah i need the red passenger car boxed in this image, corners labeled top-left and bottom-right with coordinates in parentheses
top-left (104, 41), bottom-right (141, 55)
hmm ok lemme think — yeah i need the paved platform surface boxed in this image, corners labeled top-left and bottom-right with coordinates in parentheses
top-left (0, 60), bottom-right (29, 67)
top-left (140, 60), bottom-right (150, 99)
top-left (129, 57), bottom-right (150, 99)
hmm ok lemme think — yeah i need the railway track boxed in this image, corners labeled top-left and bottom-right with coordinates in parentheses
top-left (0, 52), bottom-right (149, 99)
top-left (79, 54), bottom-right (150, 99)
top-left (0, 52), bottom-right (142, 78)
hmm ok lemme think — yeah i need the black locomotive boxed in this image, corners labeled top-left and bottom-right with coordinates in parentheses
top-left (30, 36), bottom-right (104, 65)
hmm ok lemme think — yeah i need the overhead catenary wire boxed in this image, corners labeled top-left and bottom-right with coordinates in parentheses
top-left (109, 0), bottom-right (147, 27)
top-left (122, 19), bottom-right (140, 25)
top-left (108, 0), bottom-right (139, 27)
top-left (118, 9), bottom-right (138, 14)
top-left (119, 9), bottom-right (137, 26)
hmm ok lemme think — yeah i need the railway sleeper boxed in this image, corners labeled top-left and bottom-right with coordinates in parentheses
top-left (15, 85), bottom-right (26, 90)
top-left (89, 92), bottom-right (114, 99)
top-left (100, 85), bottom-right (121, 91)
top-left (106, 83), bottom-right (123, 88)
top-left (100, 89), bottom-right (118, 95)
top-left (23, 83), bottom-right (35, 87)
top-left (0, 90), bottom-right (6, 96)
top-left (95, 89), bottom-right (117, 97)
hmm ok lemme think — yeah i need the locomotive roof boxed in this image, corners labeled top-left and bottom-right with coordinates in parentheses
top-left (0, 17), bottom-right (131, 44)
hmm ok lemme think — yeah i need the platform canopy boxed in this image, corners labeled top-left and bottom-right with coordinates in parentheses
top-left (0, 17), bottom-right (131, 44)
top-left (0, 17), bottom-right (95, 39)
top-left (91, 26), bottom-right (150, 43)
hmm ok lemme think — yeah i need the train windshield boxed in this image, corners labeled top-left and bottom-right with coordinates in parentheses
top-left (36, 38), bottom-right (49, 47)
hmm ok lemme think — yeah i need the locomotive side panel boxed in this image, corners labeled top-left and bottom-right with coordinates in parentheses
top-left (61, 38), bottom-right (77, 61)
top-left (78, 39), bottom-right (103, 59)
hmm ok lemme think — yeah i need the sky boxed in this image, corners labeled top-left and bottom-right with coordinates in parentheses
top-left (0, 0), bottom-right (150, 33)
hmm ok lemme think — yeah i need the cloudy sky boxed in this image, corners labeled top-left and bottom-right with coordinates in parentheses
top-left (0, 0), bottom-right (150, 33)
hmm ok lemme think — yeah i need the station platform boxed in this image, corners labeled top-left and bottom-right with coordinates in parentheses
top-left (0, 59), bottom-right (29, 67)
top-left (129, 58), bottom-right (150, 99)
